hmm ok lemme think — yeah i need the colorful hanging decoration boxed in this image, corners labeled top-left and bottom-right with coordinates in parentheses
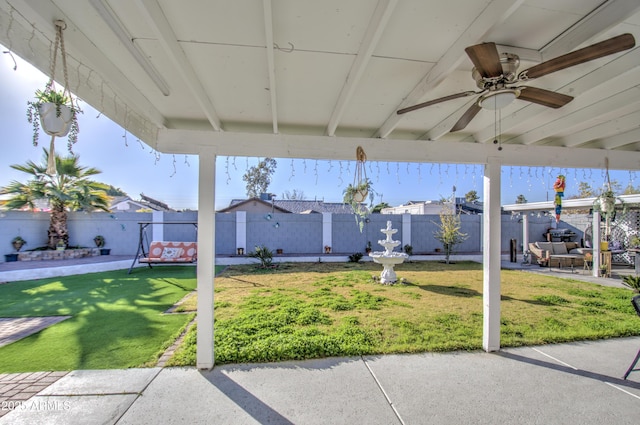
top-left (553, 174), bottom-right (565, 223)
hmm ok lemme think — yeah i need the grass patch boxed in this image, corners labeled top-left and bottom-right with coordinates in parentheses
top-left (167, 261), bottom-right (640, 366)
top-left (0, 266), bottom-right (221, 372)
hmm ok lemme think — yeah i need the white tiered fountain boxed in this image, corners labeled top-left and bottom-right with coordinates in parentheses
top-left (369, 221), bottom-right (409, 284)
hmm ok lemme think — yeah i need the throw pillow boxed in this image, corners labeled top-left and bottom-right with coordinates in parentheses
top-left (536, 241), bottom-right (553, 253)
top-left (551, 242), bottom-right (568, 255)
top-left (161, 247), bottom-right (183, 259)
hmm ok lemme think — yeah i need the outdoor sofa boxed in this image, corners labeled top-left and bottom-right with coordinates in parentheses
top-left (528, 241), bottom-right (592, 267)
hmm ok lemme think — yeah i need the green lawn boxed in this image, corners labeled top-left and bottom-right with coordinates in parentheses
top-left (0, 266), bottom-right (211, 372)
top-left (167, 261), bottom-right (640, 366)
top-left (2, 262), bottom-right (639, 372)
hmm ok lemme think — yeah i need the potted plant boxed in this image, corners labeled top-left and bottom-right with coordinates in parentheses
top-left (5, 236), bottom-right (26, 262)
top-left (11, 236), bottom-right (27, 252)
top-left (93, 235), bottom-right (105, 248)
top-left (94, 235), bottom-right (110, 255)
top-left (343, 179), bottom-right (375, 233)
top-left (56, 239), bottom-right (66, 251)
top-left (27, 87), bottom-right (82, 176)
top-left (365, 241), bottom-right (373, 254)
top-left (343, 146), bottom-right (376, 232)
top-left (344, 179), bottom-right (372, 204)
top-left (27, 89), bottom-right (81, 148)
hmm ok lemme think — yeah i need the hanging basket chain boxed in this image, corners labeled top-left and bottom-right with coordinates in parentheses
top-left (44, 20), bottom-right (75, 175)
top-left (354, 146), bottom-right (367, 186)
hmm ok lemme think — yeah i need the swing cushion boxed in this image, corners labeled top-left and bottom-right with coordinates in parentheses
top-left (140, 241), bottom-right (197, 263)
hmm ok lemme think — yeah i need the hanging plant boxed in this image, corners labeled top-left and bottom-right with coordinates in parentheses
top-left (25, 20), bottom-right (82, 176)
top-left (27, 88), bottom-right (81, 148)
top-left (593, 158), bottom-right (625, 239)
top-left (343, 146), bottom-right (376, 232)
top-left (11, 236), bottom-right (27, 252)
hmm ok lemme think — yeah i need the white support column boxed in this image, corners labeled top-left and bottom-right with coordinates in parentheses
top-left (197, 152), bottom-right (216, 370)
top-left (483, 158), bottom-right (501, 352)
top-left (236, 211), bottom-right (246, 253)
top-left (522, 213), bottom-right (529, 263)
top-left (322, 213), bottom-right (332, 252)
top-left (152, 211), bottom-right (164, 241)
top-left (593, 211), bottom-right (602, 277)
top-left (402, 213), bottom-right (411, 249)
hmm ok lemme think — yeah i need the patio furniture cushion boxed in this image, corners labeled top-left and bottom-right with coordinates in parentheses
top-left (551, 242), bottom-right (568, 255)
top-left (160, 247), bottom-right (184, 259)
top-left (536, 241), bottom-right (553, 253)
top-left (139, 241), bottom-right (197, 263)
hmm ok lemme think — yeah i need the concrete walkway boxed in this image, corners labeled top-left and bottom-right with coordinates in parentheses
top-left (0, 338), bottom-right (638, 424)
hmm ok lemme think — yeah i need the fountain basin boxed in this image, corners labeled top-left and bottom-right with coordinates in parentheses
top-left (370, 251), bottom-right (408, 284)
top-left (369, 252), bottom-right (408, 265)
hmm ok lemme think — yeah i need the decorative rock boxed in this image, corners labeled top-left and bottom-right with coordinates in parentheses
top-left (17, 248), bottom-right (100, 261)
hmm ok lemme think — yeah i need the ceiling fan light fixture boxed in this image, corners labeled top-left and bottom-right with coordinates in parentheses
top-left (478, 89), bottom-right (520, 110)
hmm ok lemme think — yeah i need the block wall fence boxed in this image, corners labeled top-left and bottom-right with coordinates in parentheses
top-left (1, 210), bottom-right (579, 262)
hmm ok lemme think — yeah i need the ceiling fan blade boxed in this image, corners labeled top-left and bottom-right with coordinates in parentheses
top-left (519, 33), bottom-right (635, 80)
top-left (450, 103), bottom-right (482, 132)
top-left (397, 91), bottom-right (478, 115)
top-left (517, 86), bottom-right (573, 108)
top-left (465, 42), bottom-right (503, 78)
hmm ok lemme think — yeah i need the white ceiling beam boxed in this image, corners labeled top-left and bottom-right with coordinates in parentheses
top-left (155, 129), bottom-right (640, 170)
top-left (89, 0), bottom-right (170, 96)
top-left (513, 88), bottom-right (640, 146)
top-left (135, 0), bottom-right (222, 131)
top-left (541, 0), bottom-right (640, 59)
top-left (599, 126), bottom-right (640, 149)
top-left (374, 0), bottom-right (526, 139)
top-left (420, 99), bottom-right (478, 141)
top-left (262, 0), bottom-right (278, 134)
top-left (325, 0), bottom-right (397, 137)
top-left (559, 106), bottom-right (640, 148)
top-left (3, 0), bottom-right (166, 130)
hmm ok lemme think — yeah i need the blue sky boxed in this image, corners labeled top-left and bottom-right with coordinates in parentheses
top-left (1, 45), bottom-right (636, 211)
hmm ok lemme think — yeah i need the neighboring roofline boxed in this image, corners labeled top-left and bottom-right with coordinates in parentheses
top-left (217, 197), bottom-right (291, 213)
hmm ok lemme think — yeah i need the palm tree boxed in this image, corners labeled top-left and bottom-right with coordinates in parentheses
top-left (0, 149), bottom-right (111, 249)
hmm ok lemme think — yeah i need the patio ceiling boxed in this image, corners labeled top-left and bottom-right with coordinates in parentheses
top-left (2, 0), bottom-right (640, 169)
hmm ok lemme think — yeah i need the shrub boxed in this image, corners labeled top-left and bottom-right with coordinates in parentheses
top-left (247, 245), bottom-right (273, 268)
top-left (348, 252), bottom-right (363, 263)
top-left (621, 275), bottom-right (640, 292)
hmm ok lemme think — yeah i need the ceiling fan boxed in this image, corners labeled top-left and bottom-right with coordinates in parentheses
top-left (397, 33), bottom-right (636, 132)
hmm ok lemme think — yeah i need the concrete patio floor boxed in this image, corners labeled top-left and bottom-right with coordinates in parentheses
top-left (0, 338), bottom-right (638, 424)
top-left (0, 255), bottom-right (639, 424)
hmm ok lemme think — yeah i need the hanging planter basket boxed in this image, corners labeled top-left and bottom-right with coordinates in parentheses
top-left (25, 20), bottom-right (81, 176)
top-left (599, 195), bottom-right (615, 214)
top-left (343, 146), bottom-right (375, 232)
top-left (352, 187), bottom-right (369, 203)
top-left (38, 103), bottom-right (73, 137)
